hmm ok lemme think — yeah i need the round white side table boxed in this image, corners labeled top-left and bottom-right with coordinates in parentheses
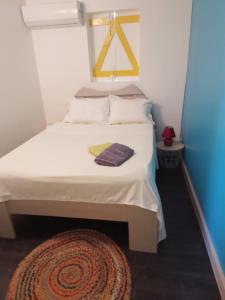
top-left (157, 141), bottom-right (184, 168)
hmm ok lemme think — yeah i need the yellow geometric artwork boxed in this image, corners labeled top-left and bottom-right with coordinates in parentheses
top-left (89, 15), bottom-right (140, 78)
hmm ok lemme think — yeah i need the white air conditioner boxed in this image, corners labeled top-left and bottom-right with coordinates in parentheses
top-left (21, 1), bottom-right (84, 29)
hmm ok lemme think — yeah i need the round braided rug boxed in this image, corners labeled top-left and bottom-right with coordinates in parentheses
top-left (6, 230), bottom-right (131, 300)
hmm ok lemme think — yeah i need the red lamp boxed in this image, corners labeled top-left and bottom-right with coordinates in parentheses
top-left (162, 126), bottom-right (176, 146)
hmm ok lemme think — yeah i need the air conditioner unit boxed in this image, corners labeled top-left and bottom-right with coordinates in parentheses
top-left (21, 1), bottom-right (84, 29)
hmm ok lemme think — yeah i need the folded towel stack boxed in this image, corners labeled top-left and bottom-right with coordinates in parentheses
top-left (94, 143), bottom-right (134, 166)
top-left (88, 143), bottom-right (112, 157)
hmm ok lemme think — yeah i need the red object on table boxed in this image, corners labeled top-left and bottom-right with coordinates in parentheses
top-left (162, 126), bottom-right (176, 146)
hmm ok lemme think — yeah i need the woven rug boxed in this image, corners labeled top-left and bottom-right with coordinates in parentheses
top-left (6, 230), bottom-right (131, 300)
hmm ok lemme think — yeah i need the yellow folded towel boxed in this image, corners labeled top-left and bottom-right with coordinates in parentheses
top-left (88, 143), bottom-right (113, 157)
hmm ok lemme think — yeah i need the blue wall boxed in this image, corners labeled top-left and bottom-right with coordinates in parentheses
top-left (182, 0), bottom-right (225, 274)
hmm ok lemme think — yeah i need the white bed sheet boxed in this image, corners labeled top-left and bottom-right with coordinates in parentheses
top-left (0, 123), bottom-right (166, 242)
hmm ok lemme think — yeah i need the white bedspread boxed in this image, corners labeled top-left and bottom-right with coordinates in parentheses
top-left (0, 123), bottom-right (166, 241)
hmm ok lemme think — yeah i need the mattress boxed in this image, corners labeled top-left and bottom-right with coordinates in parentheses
top-left (0, 122), bottom-right (166, 242)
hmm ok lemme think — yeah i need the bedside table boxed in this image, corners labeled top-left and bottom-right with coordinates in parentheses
top-left (157, 141), bottom-right (184, 168)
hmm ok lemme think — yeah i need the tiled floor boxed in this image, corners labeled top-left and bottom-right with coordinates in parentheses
top-left (0, 167), bottom-right (221, 299)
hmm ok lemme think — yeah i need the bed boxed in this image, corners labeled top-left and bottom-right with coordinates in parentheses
top-left (0, 87), bottom-right (166, 253)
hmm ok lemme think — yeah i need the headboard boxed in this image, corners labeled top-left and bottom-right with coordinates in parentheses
top-left (75, 84), bottom-right (147, 99)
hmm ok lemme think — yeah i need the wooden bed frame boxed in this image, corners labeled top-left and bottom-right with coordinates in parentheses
top-left (0, 200), bottom-right (158, 253)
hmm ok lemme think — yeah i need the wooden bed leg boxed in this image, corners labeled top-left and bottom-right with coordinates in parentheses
top-left (0, 202), bottom-right (16, 238)
top-left (128, 206), bottom-right (158, 253)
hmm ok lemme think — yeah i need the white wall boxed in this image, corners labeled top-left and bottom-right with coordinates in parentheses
top-left (0, 0), bottom-right (46, 158)
top-left (26, 0), bottom-right (192, 138)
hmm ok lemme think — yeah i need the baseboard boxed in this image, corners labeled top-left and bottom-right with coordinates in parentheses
top-left (182, 160), bottom-right (225, 300)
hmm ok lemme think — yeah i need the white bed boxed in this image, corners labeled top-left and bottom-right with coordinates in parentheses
top-left (0, 122), bottom-right (166, 253)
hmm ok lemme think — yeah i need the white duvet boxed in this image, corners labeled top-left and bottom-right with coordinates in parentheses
top-left (0, 123), bottom-right (166, 241)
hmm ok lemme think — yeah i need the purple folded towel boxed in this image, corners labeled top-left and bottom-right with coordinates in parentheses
top-left (95, 143), bottom-right (134, 166)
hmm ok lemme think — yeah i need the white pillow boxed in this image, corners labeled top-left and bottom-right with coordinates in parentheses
top-left (109, 95), bottom-right (152, 124)
top-left (63, 98), bottom-right (109, 124)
